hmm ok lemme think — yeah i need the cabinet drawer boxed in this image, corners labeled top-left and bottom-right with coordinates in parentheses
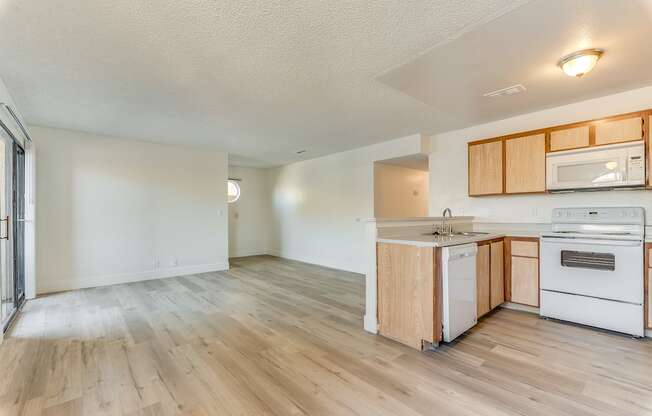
top-left (511, 240), bottom-right (538, 258)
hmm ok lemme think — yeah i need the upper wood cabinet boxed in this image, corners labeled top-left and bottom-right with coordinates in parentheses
top-left (549, 126), bottom-right (589, 152)
top-left (505, 134), bottom-right (546, 194)
top-left (594, 116), bottom-right (643, 145)
top-left (468, 109), bottom-right (650, 197)
top-left (468, 140), bottom-right (503, 196)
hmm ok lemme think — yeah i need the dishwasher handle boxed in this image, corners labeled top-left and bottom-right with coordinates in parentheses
top-left (445, 243), bottom-right (478, 261)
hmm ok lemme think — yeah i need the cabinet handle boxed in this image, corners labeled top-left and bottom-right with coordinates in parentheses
top-left (0, 216), bottom-right (8, 240)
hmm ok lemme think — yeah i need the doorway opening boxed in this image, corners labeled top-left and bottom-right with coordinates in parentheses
top-left (373, 154), bottom-right (429, 218)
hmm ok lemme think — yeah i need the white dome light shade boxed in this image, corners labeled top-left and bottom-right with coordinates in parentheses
top-left (227, 180), bottom-right (240, 203)
top-left (558, 49), bottom-right (604, 77)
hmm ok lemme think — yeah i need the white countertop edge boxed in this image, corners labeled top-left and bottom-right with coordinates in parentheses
top-left (376, 238), bottom-right (440, 248)
top-left (377, 233), bottom-right (505, 248)
top-left (357, 216), bottom-right (474, 223)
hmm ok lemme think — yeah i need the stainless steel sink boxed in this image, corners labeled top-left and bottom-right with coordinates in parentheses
top-left (422, 231), bottom-right (489, 237)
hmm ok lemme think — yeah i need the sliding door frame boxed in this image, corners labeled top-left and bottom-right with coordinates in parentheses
top-left (0, 109), bottom-right (35, 337)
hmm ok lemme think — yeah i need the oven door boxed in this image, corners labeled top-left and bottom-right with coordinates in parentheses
top-left (540, 237), bottom-right (643, 304)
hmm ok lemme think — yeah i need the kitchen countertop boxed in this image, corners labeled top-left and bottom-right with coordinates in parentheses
top-left (377, 232), bottom-right (505, 248)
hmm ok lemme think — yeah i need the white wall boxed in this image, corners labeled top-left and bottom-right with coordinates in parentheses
top-left (374, 163), bottom-right (428, 218)
top-left (33, 126), bottom-right (229, 293)
top-left (429, 85), bottom-right (652, 224)
top-left (228, 165), bottom-right (271, 257)
top-left (269, 134), bottom-right (426, 273)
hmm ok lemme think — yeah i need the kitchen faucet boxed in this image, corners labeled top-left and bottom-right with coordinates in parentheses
top-left (441, 208), bottom-right (453, 235)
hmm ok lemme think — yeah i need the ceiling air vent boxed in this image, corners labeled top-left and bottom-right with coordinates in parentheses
top-left (483, 84), bottom-right (526, 98)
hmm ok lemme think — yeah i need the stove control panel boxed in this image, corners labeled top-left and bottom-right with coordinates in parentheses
top-left (551, 207), bottom-right (645, 225)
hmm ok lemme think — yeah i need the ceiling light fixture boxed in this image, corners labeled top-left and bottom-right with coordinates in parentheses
top-left (558, 48), bottom-right (604, 77)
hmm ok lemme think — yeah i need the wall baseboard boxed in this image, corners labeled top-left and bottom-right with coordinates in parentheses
top-left (364, 314), bottom-right (378, 334)
top-left (229, 248), bottom-right (271, 258)
top-left (37, 261), bottom-right (230, 294)
top-left (266, 249), bottom-right (365, 274)
top-left (501, 302), bottom-right (540, 314)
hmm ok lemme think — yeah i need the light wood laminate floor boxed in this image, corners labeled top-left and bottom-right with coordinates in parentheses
top-left (1, 255), bottom-right (651, 415)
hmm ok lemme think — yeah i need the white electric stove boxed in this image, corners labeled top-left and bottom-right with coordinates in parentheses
top-left (540, 207), bottom-right (645, 337)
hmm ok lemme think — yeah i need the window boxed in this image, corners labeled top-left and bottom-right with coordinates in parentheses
top-left (227, 180), bottom-right (240, 203)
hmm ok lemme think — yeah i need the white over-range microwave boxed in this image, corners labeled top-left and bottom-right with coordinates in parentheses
top-left (546, 140), bottom-right (645, 192)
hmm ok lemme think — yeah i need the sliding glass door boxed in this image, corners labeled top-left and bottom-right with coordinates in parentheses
top-left (12, 144), bottom-right (25, 313)
top-left (0, 125), bottom-right (25, 331)
top-left (0, 130), bottom-right (11, 329)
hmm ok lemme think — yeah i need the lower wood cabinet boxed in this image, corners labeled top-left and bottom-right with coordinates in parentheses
top-left (476, 239), bottom-right (504, 318)
top-left (377, 243), bottom-right (440, 349)
top-left (490, 241), bottom-right (505, 308)
top-left (507, 238), bottom-right (539, 307)
top-left (646, 243), bottom-right (652, 329)
top-left (476, 244), bottom-right (490, 317)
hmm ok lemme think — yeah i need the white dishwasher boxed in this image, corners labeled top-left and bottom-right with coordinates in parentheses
top-left (442, 243), bottom-right (478, 342)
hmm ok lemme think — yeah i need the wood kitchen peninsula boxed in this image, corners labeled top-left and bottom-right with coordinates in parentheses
top-left (375, 227), bottom-right (540, 350)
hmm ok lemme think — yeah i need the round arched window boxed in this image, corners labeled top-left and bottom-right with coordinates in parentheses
top-left (227, 180), bottom-right (241, 203)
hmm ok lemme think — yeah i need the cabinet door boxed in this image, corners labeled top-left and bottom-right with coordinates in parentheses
top-left (490, 241), bottom-right (504, 309)
top-left (549, 126), bottom-right (589, 152)
top-left (476, 244), bottom-right (490, 317)
top-left (511, 256), bottom-right (539, 307)
top-left (649, 115), bottom-right (651, 187)
top-left (647, 266), bottom-right (651, 329)
top-left (377, 243), bottom-right (434, 349)
top-left (595, 116), bottom-right (643, 145)
top-left (647, 245), bottom-right (652, 329)
top-left (505, 134), bottom-right (546, 194)
top-left (468, 141), bottom-right (503, 196)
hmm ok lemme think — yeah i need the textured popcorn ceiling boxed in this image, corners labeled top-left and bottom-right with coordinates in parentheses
top-left (4, 1), bottom-right (651, 167)
top-left (379, 0), bottom-right (652, 131)
top-left (0, 0), bottom-right (529, 166)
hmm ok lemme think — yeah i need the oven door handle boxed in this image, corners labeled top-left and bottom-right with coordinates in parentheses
top-left (540, 237), bottom-right (642, 247)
